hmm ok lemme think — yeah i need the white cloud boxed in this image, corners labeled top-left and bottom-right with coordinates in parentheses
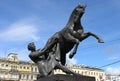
top-left (66, 53), bottom-right (77, 64)
top-left (0, 19), bottom-right (40, 42)
top-left (107, 57), bottom-right (119, 60)
top-left (106, 67), bottom-right (120, 75)
top-left (102, 44), bottom-right (120, 60)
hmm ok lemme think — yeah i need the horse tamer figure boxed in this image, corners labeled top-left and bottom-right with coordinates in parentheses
top-left (28, 3), bottom-right (104, 78)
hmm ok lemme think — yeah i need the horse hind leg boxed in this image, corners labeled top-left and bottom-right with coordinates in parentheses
top-left (39, 36), bottom-right (59, 56)
top-left (55, 63), bottom-right (82, 76)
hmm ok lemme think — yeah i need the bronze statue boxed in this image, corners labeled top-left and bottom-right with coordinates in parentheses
top-left (28, 42), bottom-right (81, 78)
top-left (28, 4), bottom-right (104, 78)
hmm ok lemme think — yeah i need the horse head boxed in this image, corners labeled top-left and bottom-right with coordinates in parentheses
top-left (75, 4), bottom-right (86, 15)
top-left (68, 4), bottom-right (86, 23)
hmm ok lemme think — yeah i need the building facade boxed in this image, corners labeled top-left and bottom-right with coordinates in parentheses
top-left (0, 53), bottom-right (38, 81)
top-left (106, 74), bottom-right (120, 81)
top-left (0, 53), bottom-right (105, 81)
top-left (54, 64), bottom-right (105, 81)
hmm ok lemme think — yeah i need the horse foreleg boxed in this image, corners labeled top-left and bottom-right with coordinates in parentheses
top-left (69, 32), bottom-right (104, 58)
top-left (81, 32), bottom-right (104, 43)
top-left (88, 32), bottom-right (104, 43)
top-left (69, 43), bottom-right (79, 58)
top-left (64, 33), bottom-right (80, 59)
top-left (69, 32), bottom-right (93, 58)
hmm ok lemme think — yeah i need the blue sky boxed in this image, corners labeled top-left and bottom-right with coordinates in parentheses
top-left (0, 0), bottom-right (120, 74)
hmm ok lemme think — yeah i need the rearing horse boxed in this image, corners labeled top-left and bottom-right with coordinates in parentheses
top-left (38, 4), bottom-right (104, 66)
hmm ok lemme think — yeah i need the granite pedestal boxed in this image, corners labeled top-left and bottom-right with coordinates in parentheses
top-left (35, 74), bottom-right (95, 81)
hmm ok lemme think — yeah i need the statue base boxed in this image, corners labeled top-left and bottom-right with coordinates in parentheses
top-left (35, 74), bottom-right (95, 81)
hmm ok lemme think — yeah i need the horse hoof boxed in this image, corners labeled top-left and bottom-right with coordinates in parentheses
top-left (98, 39), bottom-right (104, 43)
top-left (69, 54), bottom-right (73, 59)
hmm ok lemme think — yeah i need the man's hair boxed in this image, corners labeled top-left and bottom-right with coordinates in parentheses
top-left (28, 42), bottom-right (36, 51)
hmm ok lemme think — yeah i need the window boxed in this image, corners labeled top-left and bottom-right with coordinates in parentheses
top-left (27, 67), bottom-right (29, 69)
top-left (27, 75), bottom-right (29, 79)
top-left (94, 72), bottom-right (95, 75)
top-left (19, 74), bottom-right (21, 79)
top-left (0, 73), bottom-right (4, 78)
top-left (1, 64), bottom-right (5, 69)
top-left (33, 75), bottom-right (36, 80)
top-left (31, 75), bottom-right (33, 80)
top-left (75, 70), bottom-right (76, 73)
top-left (82, 71), bottom-right (83, 75)
top-left (99, 75), bottom-right (102, 79)
top-left (6, 64), bottom-right (8, 69)
top-left (23, 74), bottom-right (26, 79)
top-left (20, 66), bottom-right (22, 69)
top-left (15, 66), bottom-right (17, 69)
top-left (35, 67), bottom-right (37, 72)
top-left (31, 67), bottom-right (33, 72)
top-left (91, 72), bottom-right (93, 75)
top-left (23, 66), bottom-right (26, 69)
top-left (1, 64), bottom-right (4, 67)
top-left (5, 73), bottom-right (8, 78)
top-left (96, 72), bottom-right (98, 76)
top-left (11, 74), bottom-right (18, 79)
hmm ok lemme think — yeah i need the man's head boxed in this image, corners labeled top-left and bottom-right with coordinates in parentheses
top-left (28, 42), bottom-right (36, 52)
